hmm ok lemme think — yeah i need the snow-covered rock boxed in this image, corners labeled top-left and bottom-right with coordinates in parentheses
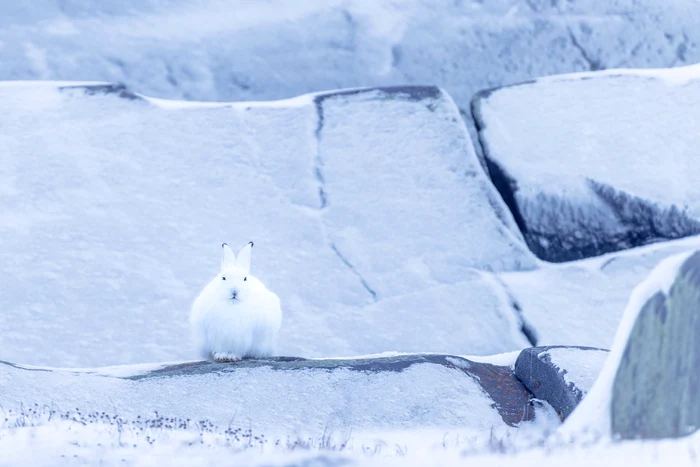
top-left (0, 82), bottom-right (534, 367)
top-left (560, 250), bottom-right (699, 440)
top-left (0, 354), bottom-right (540, 433)
top-left (515, 346), bottom-right (609, 421)
top-left (498, 235), bottom-right (700, 350)
top-left (474, 64), bottom-right (700, 262)
top-left (611, 250), bottom-right (700, 440)
top-left (2, 0), bottom-right (700, 122)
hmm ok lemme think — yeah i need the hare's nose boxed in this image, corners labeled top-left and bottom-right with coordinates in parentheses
top-left (230, 289), bottom-right (240, 300)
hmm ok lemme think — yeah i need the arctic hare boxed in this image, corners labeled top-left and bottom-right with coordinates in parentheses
top-left (190, 242), bottom-right (282, 362)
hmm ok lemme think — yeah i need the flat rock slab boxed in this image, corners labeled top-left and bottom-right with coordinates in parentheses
top-left (138, 354), bottom-right (536, 427)
top-left (0, 82), bottom-right (533, 367)
top-left (515, 346), bottom-right (609, 421)
top-left (0, 354), bottom-right (537, 433)
top-left (612, 251), bottom-right (700, 439)
top-left (474, 65), bottom-right (700, 262)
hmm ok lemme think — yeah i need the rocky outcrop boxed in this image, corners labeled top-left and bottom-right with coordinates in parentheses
top-left (0, 82), bottom-right (534, 368)
top-left (612, 251), bottom-right (700, 439)
top-left (473, 66), bottom-right (700, 262)
top-left (0, 354), bottom-right (539, 431)
top-left (137, 354), bottom-right (536, 427)
top-left (515, 346), bottom-right (609, 421)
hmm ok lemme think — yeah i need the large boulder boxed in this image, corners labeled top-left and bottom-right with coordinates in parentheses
top-left (2, 1), bottom-right (700, 123)
top-left (612, 251), bottom-right (700, 439)
top-left (0, 354), bottom-right (541, 433)
top-left (474, 65), bottom-right (700, 262)
top-left (515, 346), bottom-right (608, 421)
top-left (560, 251), bottom-right (700, 440)
top-left (0, 82), bottom-right (533, 367)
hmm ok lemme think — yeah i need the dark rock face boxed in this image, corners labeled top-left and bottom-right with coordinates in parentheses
top-left (59, 83), bottom-right (143, 101)
top-left (515, 346), bottom-right (609, 421)
top-left (612, 251), bottom-right (700, 439)
top-left (315, 85), bottom-right (443, 104)
top-left (133, 354), bottom-right (535, 427)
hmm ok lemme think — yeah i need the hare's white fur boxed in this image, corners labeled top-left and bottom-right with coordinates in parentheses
top-left (189, 242), bottom-right (282, 361)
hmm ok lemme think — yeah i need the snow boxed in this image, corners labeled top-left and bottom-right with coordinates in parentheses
top-left (466, 350), bottom-right (522, 367)
top-left (474, 63), bottom-right (700, 260)
top-left (2, 0), bottom-right (700, 120)
top-left (498, 235), bottom-right (700, 349)
top-left (2, 2), bottom-right (700, 464)
top-left (3, 406), bottom-right (700, 466)
top-left (0, 82), bottom-right (534, 368)
top-left (559, 250), bottom-right (695, 439)
top-left (0, 358), bottom-right (527, 436)
top-left (545, 347), bottom-right (609, 395)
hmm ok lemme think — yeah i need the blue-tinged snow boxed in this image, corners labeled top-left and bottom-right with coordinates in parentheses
top-left (0, 360), bottom-right (517, 435)
top-left (475, 64), bottom-right (700, 259)
top-left (498, 235), bottom-right (700, 349)
top-left (545, 347), bottom-right (609, 396)
top-left (0, 82), bottom-right (534, 367)
top-left (2, 0), bottom-right (700, 117)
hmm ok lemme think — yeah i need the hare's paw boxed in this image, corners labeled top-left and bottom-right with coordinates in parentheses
top-left (213, 352), bottom-right (242, 363)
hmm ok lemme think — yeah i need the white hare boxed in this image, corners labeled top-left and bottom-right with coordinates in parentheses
top-left (189, 242), bottom-right (282, 362)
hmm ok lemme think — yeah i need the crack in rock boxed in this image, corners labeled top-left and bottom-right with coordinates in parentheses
top-left (330, 243), bottom-right (378, 302)
top-left (312, 93), bottom-right (378, 302)
top-left (313, 96), bottom-right (328, 210)
top-left (567, 27), bottom-right (603, 71)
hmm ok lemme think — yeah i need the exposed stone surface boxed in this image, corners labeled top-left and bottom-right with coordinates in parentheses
top-left (612, 251), bottom-right (700, 439)
top-left (0, 354), bottom-right (540, 432)
top-left (137, 354), bottom-right (535, 427)
top-left (515, 346), bottom-right (609, 421)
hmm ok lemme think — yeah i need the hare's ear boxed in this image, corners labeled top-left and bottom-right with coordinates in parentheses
top-left (221, 243), bottom-right (236, 272)
top-left (236, 242), bottom-right (254, 274)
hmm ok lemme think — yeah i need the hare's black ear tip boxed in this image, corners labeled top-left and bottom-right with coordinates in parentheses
top-left (248, 241), bottom-right (254, 247)
top-left (222, 242), bottom-right (228, 248)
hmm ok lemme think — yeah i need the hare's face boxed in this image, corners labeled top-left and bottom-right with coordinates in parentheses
top-left (218, 266), bottom-right (251, 302)
top-left (210, 241), bottom-right (255, 303)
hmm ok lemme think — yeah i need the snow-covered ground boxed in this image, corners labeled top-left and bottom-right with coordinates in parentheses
top-left (2, 406), bottom-right (700, 467)
top-left (474, 64), bottom-right (700, 261)
top-left (500, 234), bottom-right (700, 348)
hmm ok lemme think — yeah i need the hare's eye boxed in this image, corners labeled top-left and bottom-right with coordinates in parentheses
top-left (244, 277), bottom-right (247, 282)
top-left (222, 276), bottom-right (226, 281)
